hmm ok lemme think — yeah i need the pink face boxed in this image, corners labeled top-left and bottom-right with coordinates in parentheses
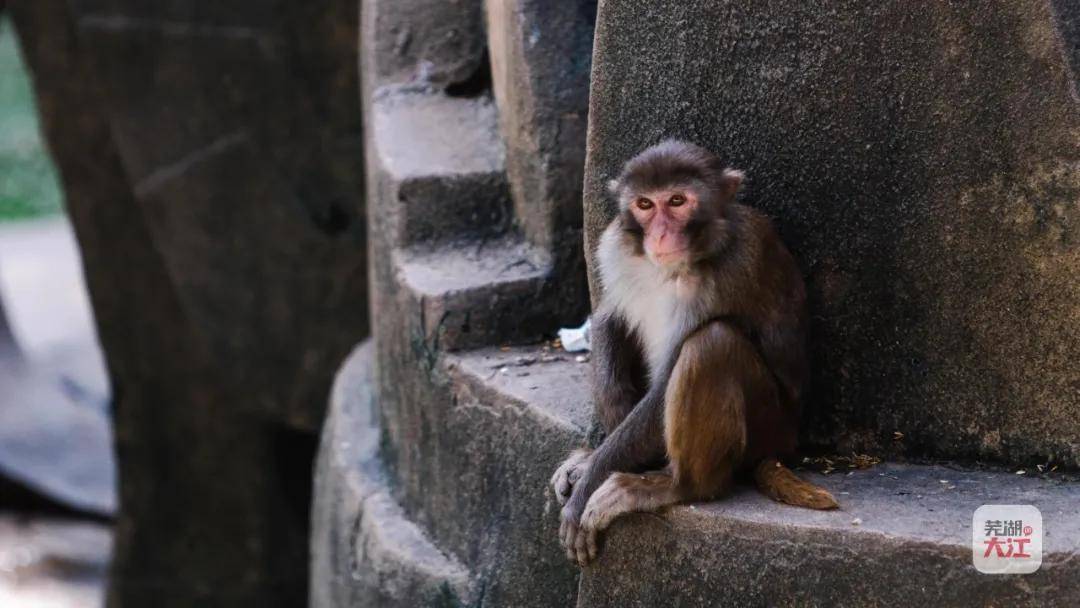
top-left (628, 189), bottom-right (698, 266)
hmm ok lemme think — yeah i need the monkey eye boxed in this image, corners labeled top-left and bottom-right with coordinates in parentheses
top-left (669, 194), bottom-right (686, 207)
top-left (635, 198), bottom-right (654, 210)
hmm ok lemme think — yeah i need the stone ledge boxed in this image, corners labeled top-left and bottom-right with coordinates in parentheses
top-left (444, 346), bottom-right (592, 435)
top-left (443, 347), bottom-right (1080, 606)
top-left (582, 462), bottom-right (1080, 607)
top-left (396, 239), bottom-right (551, 299)
top-left (393, 241), bottom-right (557, 351)
top-left (317, 341), bottom-right (1080, 606)
top-left (311, 342), bottom-right (474, 608)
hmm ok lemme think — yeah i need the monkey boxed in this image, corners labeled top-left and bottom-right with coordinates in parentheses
top-left (550, 140), bottom-right (837, 566)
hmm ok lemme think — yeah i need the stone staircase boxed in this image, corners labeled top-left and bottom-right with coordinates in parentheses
top-left (312, 1), bottom-right (1080, 606)
top-left (369, 84), bottom-right (559, 351)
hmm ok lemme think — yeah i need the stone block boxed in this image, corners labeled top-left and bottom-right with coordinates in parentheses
top-left (485, 0), bottom-right (597, 251)
top-left (361, 0), bottom-right (488, 90)
top-left (583, 0), bottom-right (1080, 466)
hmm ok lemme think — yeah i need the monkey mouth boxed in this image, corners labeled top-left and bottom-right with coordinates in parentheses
top-left (651, 248), bottom-right (688, 261)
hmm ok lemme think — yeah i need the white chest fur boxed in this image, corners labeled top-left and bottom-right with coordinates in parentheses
top-left (597, 226), bottom-right (696, 376)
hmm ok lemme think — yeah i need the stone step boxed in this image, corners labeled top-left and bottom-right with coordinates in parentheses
top-left (313, 342), bottom-right (589, 607)
top-left (347, 345), bottom-right (1080, 604)
top-left (316, 339), bottom-right (1080, 606)
top-left (376, 345), bottom-right (588, 605)
top-left (393, 238), bottom-right (558, 350)
top-left (371, 87), bottom-right (514, 248)
top-left (411, 346), bottom-right (1080, 608)
top-left (450, 347), bottom-right (1080, 606)
top-left (453, 349), bottom-right (1080, 607)
top-left (581, 462), bottom-right (1080, 607)
top-left (310, 342), bottom-right (475, 608)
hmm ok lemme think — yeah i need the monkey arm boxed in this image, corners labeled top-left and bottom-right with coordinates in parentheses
top-left (591, 310), bottom-right (649, 435)
top-left (563, 388), bottom-right (666, 523)
top-left (563, 347), bottom-right (676, 523)
top-left (559, 349), bottom-right (678, 564)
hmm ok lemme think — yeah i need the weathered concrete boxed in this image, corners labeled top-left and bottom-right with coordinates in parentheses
top-left (371, 89), bottom-right (512, 248)
top-left (313, 341), bottom-right (587, 607)
top-left (318, 338), bottom-right (1080, 607)
top-left (583, 1), bottom-right (1080, 466)
top-left (582, 462), bottom-right (1080, 607)
top-left (363, 0), bottom-right (488, 89)
top-left (311, 342), bottom-right (474, 608)
top-left (11, 0), bottom-right (368, 604)
top-left (70, 0), bottom-right (369, 430)
top-left (1051, 0), bottom-right (1080, 89)
top-left (485, 0), bottom-right (596, 251)
top-left (310, 1), bottom-right (598, 604)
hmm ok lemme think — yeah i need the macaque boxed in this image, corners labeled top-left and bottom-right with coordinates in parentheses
top-left (551, 140), bottom-right (837, 566)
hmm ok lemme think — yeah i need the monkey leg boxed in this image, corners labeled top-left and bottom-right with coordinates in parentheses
top-left (570, 321), bottom-right (755, 564)
top-left (665, 320), bottom-right (763, 498)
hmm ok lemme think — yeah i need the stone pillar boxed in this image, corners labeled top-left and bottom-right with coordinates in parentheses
top-left (583, 1), bottom-right (1080, 466)
top-left (311, 0), bottom-right (595, 606)
top-left (486, 0), bottom-right (596, 286)
top-left (10, 0), bottom-right (368, 605)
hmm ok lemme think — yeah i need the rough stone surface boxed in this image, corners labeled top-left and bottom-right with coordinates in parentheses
top-left (1051, 0), bottom-right (1080, 90)
top-left (371, 89), bottom-right (512, 247)
top-left (70, 0), bottom-right (369, 430)
top-left (368, 87), bottom-right (575, 352)
top-left (583, 1), bottom-right (1080, 467)
top-left (11, 0), bottom-right (368, 605)
top-left (485, 0), bottom-right (596, 252)
top-left (363, 0), bottom-right (488, 90)
top-left (311, 3), bottom-right (598, 603)
top-left (313, 341), bottom-right (586, 608)
top-left (311, 342), bottom-right (474, 608)
top-left (317, 337), bottom-right (1080, 607)
top-left (581, 463), bottom-right (1080, 607)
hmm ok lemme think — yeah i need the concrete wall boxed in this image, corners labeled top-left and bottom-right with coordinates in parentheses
top-left (583, 0), bottom-right (1080, 466)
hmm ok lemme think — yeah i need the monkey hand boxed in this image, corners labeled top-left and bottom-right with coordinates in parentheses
top-left (558, 492), bottom-right (598, 566)
top-left (550, 448), bottom-right (593, 506)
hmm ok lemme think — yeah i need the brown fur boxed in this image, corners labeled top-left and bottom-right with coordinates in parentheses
top-left (555, 141), bottom-right (835, 566)
top-left (664, 322), bottom-right (748, 498)
top-left (754, 458), bottom-right (839, 510)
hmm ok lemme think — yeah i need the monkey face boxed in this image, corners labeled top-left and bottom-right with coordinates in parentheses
top-left (610, 140), bottom-right (746, 268)
top-left (628, 189), bottom-right (699, 266)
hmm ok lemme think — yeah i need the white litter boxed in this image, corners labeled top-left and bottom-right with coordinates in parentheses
top-left (557, 318), bottom-right (591, 352)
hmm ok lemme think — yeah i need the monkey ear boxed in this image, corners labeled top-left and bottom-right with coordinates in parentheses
top-left (607, 179), bottom-right (621, 195)
top-left (719, 168), bottom-right (745, 200)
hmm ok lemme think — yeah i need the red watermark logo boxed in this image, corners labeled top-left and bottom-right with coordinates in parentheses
top-left (973, 505), bottom-right (1042, 574)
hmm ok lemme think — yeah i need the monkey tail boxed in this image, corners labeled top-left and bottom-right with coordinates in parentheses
top-left (754, 458), bottom-right (839, 510)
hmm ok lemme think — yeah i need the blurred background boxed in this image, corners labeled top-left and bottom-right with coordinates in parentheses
top-left (0, 13), bottom-right (113, 608)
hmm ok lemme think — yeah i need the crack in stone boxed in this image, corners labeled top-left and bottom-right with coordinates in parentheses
top-left (134, 130), bottom-right (249, 198)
